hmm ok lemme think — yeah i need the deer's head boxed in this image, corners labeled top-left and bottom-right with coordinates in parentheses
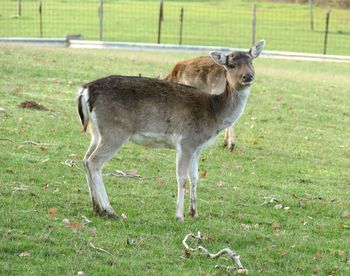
top-left (209, 40), bottom-right (265, 89)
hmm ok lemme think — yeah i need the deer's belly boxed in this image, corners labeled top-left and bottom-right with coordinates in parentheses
top-left (130, 132), bottom-right (179, 148)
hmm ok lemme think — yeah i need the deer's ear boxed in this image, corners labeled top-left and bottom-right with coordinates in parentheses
top-left (209, 51), bottom-right (227, 65)
top-left (249, 40), bottom-right (265, 59)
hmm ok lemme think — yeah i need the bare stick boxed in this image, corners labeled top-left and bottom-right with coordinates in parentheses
top-left (0, 138), bottom-right (52, 146)
top-left (89, 243), bottom-right (113, 256)
top-left (60, 159), bottom-right (85, 174)
top-left (105, 170), bottom-right (141, 178)
top-left (82, 215), bottom-right (92, 224)
top-left (182, 232), bottom-right (245, 271)
top-left (157, 0), bottom-right (164, 44)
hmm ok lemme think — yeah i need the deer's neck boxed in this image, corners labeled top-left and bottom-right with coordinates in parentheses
top-left (212, 82), bottom-right (251, 131)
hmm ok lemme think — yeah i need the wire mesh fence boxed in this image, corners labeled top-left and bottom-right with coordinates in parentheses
top-left (1, 0), bottom-right (350, 55)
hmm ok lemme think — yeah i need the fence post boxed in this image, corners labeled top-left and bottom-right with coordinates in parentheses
top-left (323, 8), bottom-right (331, 55)
top-left (39, 1), bottom-right (43, 38)
top-left (18, 0), bottom-right (22, 17)
top-left (309, 0), bottom-right (314, 31)
top-left (157, 0), bottom-right (164, 44)
top-left (179, 7), bottom-right (184, 45)
top-left (251, 4), bottom-right (256, 46)
top-left (98, 0), bottom-right (103, 41)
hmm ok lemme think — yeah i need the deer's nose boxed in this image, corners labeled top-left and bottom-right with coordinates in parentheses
top-left (242, 73), bottom-right (253, 83)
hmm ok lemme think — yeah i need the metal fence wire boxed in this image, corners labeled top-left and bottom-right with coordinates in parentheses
top-left (1, 0), bottom-right (350, 56)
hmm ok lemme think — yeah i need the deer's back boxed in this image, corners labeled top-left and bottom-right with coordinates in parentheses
top-left (82, 75), bottom-right (219, 138)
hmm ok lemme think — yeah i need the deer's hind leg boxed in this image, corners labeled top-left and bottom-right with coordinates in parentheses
top-left (83, 122), bottom-right (129, 218)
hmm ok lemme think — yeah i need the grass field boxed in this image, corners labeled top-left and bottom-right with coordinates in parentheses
top-left (0, 45), bottom-right (350, 275)
top-left (1, 0), bottom-right (350, 55)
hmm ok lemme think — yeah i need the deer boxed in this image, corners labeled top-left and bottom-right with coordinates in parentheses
top-left (77, 42), bottom-right (264, 222)
top-left (165, 40), bottom-right (265, 151)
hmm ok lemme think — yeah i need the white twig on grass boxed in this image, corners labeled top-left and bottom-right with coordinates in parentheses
top-left (182, 231), bottom-right (247, 273)
top-left (89, 243), bottom-right (113, 256)
top-left (60, 159), bottom-right (85, 174)
top-left (0, 138), bottom-right (52, 146)
top-left (105, 170), bottom-right (141, 178)
top-left (261, 196), bottom-right (279, 206)
top-left (82, 215), bottom-right (92, 224)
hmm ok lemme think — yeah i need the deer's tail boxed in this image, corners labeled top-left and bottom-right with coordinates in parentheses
top-left (77, 86), bottom-right (90, 132)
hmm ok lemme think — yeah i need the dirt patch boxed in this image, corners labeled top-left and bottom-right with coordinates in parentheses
top-left (19, 101), bottom-right (49, 111)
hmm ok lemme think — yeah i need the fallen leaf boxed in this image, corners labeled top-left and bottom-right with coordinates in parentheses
top-left (274, 204), bottom-right (283, 209)
top-left (19, 252), bottom-right (31, 257)
top-left (121, 213), bottom-right (127, 221)
top-left (199, 170), bottom-right (207, 177)
top-left (40, 146), bottom-right (48, 152)
top-left (203, 235), bottom-right (215, 241)
top-left (237, 268), bottom-right (249, 274)
top-left (127, 169), bottom-right (139, 177)
top-left (313, 252), bottom-right (326, 260)
top-left (272, 223), bottom-right (281, 229)
top-left (216, 181), bottom-right (224, 187)
top-left (155, 177), bottom-right (165, 185)
top-left (299, 199), bottom-right (306, 207)
top-left (77, 271), bottom-right (84, 276)
top-left (42, 183), bottom-right (49, 189)
top-left (338, 224), bottom-right (350, 229)
top-left (48, 208), bottom-right (57, 214)
top-left (341, 210), bottom-right (350, 218)
top-left (88, 227), bottom-right (97, 234)
top-left (275, 97), bottom-right (282, 102)
top-left (347, 260), bottom-right (350, 267)
top-left (69, 221), bottom-right (84, 230)
top-left (62, 218), bottom-right (70, 225)
top-left (240, 224), bottom-right (251, 231)
top-left (127, 238), bottom-right (136, 245)
top-left (184, 249), bottom-right (191, 258)
top-left (252, 139), bottom-right (258, 145)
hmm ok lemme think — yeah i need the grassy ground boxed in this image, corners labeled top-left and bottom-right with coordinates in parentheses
top-left (0, 0), bottom-right (350, 55)
top-left (0, 45), bottom-right (350, 275)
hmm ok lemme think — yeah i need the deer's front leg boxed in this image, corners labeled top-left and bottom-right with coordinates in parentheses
top-left (189, 150), bottom-right (200, 218)
top-left (175, 147), bottom-right (193, 222)
top-left (224, 126), bottom-right (235, 151)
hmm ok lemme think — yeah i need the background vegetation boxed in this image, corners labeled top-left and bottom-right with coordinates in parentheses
top-left (0, 45), bottom-right (349, 274)
top-left (1, 0), bottom-right (349, 55)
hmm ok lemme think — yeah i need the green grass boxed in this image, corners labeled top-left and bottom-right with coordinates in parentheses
top-left (0, 0), bottom-right (350, 55)
top-left (0, 45), bottom-right (350, 275)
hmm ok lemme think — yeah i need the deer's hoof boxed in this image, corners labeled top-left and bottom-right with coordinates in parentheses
top-left (189, 209), bottom-right (199, 218)
top-left (93, 205), bottom-right (118, 219)
top-left (176, 216), bottom-right (184, 223)
top-left (224, 141), bottom-right (235, 151)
